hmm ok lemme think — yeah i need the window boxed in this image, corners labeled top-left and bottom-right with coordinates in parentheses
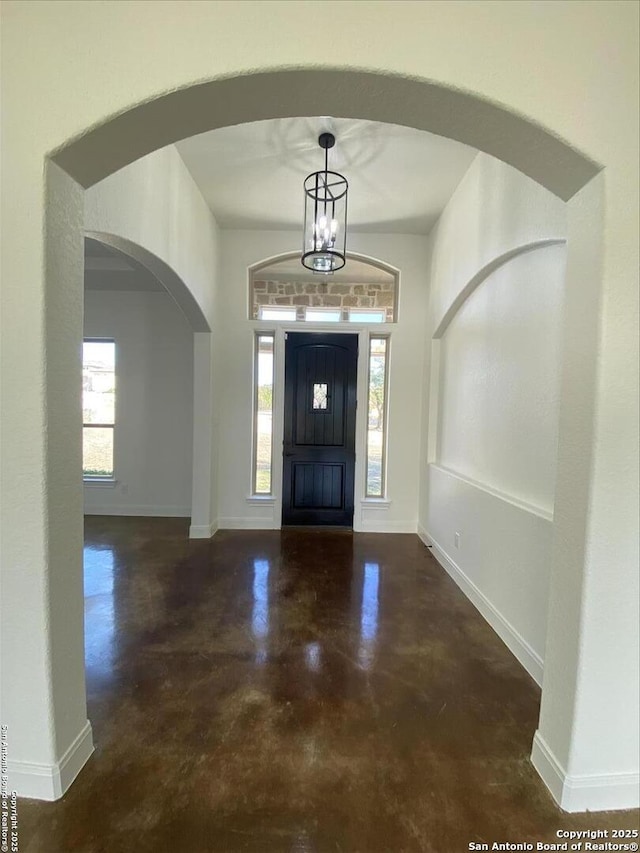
top-left (304, 307), bottom-right (342, 323)
top-left (83, 340), bottom-right (115, 479)
top-left (366, 336), bottom-right (389, 497)
top-left (259, 306), bottom-right (297, 321)
top-left (253, 333), bottom-right (274, 494)
top-left (349, 309), bottom-right (385, 324)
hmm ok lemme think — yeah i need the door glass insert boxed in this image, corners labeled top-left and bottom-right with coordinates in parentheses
top-left (313, 383), bottom-right (328, 410)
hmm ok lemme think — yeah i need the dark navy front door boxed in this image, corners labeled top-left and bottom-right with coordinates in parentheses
top-left (282, 333), bottom-right (358, 526)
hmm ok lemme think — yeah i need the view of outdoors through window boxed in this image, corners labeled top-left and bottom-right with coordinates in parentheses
top-left (254, 334), bottom-right (274, 494)
top-left (83, 340), bottom-right (115, 478)
top-left (366, 337), bottom-right (388, 497)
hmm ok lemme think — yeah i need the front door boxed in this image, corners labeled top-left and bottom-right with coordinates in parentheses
top-left (282, 332), bottom-right (358, 526)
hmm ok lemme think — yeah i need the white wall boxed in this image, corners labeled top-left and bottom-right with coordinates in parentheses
top-left (84, 288), bottom-right (194, 517)
top-left (438, 244), bottom-right (566, 513)
top-left (216, 230), bottom-right (429, 532)
top-left (84, 145), bottom-right (220, 330)
top-left (419, 153), bottom-right (567, 685)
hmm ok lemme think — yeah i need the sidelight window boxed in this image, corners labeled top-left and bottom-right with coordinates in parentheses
top-left (253, 332), bottom-right (275, 494)
top-left (366, 336), bottom-right (389, 497)
top-left (83, 339), bottom-right (116, 479)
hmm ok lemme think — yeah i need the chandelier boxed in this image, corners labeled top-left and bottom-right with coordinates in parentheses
top-left (301, 133), bottom-right (348, 273)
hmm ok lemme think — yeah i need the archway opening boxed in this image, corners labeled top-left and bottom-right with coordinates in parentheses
top-left (24, 66), bottom-right (609, 814)
top-left (82, 235), bottom-right (202, 527)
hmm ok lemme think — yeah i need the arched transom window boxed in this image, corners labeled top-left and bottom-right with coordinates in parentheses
top-left (250, 255), bottom-right (398, 324)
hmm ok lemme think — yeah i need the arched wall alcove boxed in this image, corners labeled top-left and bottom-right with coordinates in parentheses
top-left (423, 237), bottom-right (569, 689)
top-left (7, 61), bottom-right (629, 813)
top-left (427, 238), bottom-right (568, 467)
top-left (432, 239), bottom-right (567, 341)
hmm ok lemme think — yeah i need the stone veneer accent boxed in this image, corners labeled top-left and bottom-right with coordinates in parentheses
top-left (251, 280), bottom-right (396, 322)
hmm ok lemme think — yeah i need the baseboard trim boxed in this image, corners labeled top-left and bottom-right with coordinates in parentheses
top-left (218, 517), bottom-right (278, 530)
top-left (418, 527), bottom-right (543, 685)
top-left (189, 521), bottom-right (218, 539)
top-left (8, 720), bottom-right (94, 801)
top-left (359, 520), bottom-right (417, 533)
top-left (530, 730), bottom-right (566, 805)
top-left (417, 525), bottom-right (429, 544)
top-left (84, 505), bottom-right (191, 517)
top-left (532, 731), bottom-right (640, 812)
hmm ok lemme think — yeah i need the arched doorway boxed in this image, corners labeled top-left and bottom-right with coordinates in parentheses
top-left (83, 232), bottom-right (214, 537)
top-left (4, 63), bottom-right (630, 814)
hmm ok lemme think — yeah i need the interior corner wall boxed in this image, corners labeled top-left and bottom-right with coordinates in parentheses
top-left (84, 145), bottom-right (220, 329)
top-left (418, 153), bottom-right (567, 684)
top-left (84, 288), bottom-right (194, 517)
top-left (216, 230), bottom-right (429, 531)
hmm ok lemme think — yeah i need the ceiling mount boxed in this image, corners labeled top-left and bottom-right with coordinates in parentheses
top-left (318, 132), bottom-right (335, 150)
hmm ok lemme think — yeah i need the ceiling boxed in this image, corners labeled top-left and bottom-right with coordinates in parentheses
top-left (176, 117), bottom-right (477, 235)
top-left (84, 239), bottom-right (164, 293)
top-left (85, 119), bottom-right (476, 292)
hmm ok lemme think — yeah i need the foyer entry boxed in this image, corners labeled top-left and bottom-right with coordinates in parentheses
top-left (282, 332), bottom-right (358, 526)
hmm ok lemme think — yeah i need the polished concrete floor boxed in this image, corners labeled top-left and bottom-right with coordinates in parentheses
top-left (18, 518), bottom-right (638, 852)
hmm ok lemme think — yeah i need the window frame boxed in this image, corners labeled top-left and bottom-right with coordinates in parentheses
top-left (258, 305), bottom-right (297, 322)
top-left (348, 308), bottom-right (386, 324)
top-left (82, 337), bottom-right (116, 482)
top-left (365, 334), bottom-right (390, 499)
top-left (303, 306), bottom-right (343, 323)
top-left (252, 331), bottom-right (275, 496)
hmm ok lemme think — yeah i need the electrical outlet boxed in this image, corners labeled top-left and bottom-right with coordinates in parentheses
top-left (454, 531), bottom-right (461, 549)
top-left (121, 482), bottom-right (129, 495)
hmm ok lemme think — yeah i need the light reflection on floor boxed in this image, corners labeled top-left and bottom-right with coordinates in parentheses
top-left (305, 641), bottom-right (322, 672)
top-left (252, 558), bottom-right (270, 665)
top-left (358, 561), bottom-right (380, 670)
top-left (84, 546), bottom-right (115, 681)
